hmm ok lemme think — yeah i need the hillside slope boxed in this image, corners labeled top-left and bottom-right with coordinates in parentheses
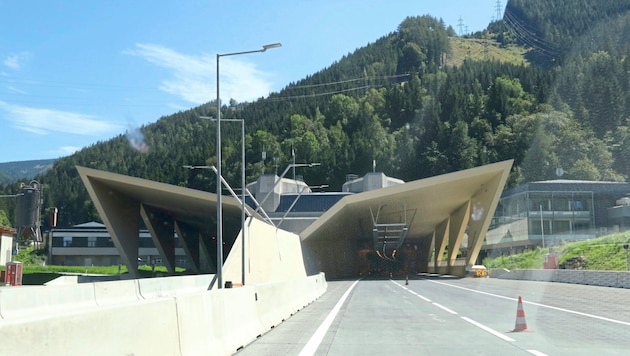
top-left (0, 159), bottom-right (56, 185)
top-left (4, 0), bottom-right (630, 228)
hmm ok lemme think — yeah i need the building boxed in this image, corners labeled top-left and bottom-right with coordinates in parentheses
top-left (485, 179), bottom-right (630, 257)
top-left (46, 172), bottom-right (403, 267)
top-left (1, 226), bottom-right (16, 265)
top-left (244, 171), bottom-right (401, 234)
top-left (75, 160), bottom-right (512, 278)
top-left (46, 222), bottom-right (192, 268)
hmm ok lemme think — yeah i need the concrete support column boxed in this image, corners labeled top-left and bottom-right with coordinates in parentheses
top-left (447, 201), bottom-right (471, 265)
top-left (86, 180), bottom-right (141, 278)
top-left (174, 221), bottom-right (201, 273)
top-left (466, 173), bottom-right (508, 266)
top-left (141, 204), bottom-right (176, 274)
top-left (434, 219), bottom-right (449, 267)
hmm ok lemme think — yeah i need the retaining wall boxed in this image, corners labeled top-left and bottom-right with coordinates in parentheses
top-left (491, 268), bottom-right (630, 288)
top-left (0, 273), bottom-right (327, 355)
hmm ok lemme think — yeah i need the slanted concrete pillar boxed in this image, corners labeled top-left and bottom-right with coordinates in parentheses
top-left (141, 204), bottom-right (176, 274)
top-left (85, 179), bottom-right (140, 278)
top-left (466, 172), bottom-right (508, 266)
top-left (434, 218), bottom-right (449, 269)
top-left (447, 201), bottom-right (471, 266)
top-left (174, 221), bottom-right (201, 273)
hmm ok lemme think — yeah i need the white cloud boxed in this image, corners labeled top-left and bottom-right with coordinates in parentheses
top-left (124, 43), bottom-right (274, 104)
top-left (0, 101), bottom-right (120, 135)
top-left (3, 52), bottom-right (30, 70)
top-left (7, 86), bottom-right (26, 94)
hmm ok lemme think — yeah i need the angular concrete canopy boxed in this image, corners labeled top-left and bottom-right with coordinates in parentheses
top-left (77, 166), bottom-right (260, 279)
top-left (299, 160), bottom-right (513, 277)
top-left (76, 160), bottom-right (512, 279)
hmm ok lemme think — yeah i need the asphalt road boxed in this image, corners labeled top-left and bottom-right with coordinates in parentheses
top-left (238, 275), bottom-right (630, 355)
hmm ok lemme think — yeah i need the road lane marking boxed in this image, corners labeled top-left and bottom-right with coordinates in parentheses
top-left (390, 280), bottom-right (431, 301)
top-left (527, 350), bottom-right (548, 356)
top-left (299, 279), bottom-right (359, 356)
top-left (432, 302), bottom-right (458, 315)
top-left (428, 280), bottom-right (630, 327)
top-left (461, 316), bottom-right (515, 342)
top-left (392, 280), bottom-right (516, 344)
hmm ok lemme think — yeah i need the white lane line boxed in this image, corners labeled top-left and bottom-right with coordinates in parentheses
top-left (527, 350), bottom-right (548, 356)
top-left (392, 280), bottom-right (514, 344)
top-left (390, 280), bottom-right (431, 301)
top-left (299, 279), bottom-right (359, 356)
top-left (461, 316), bottom-right (515, 342)
top-left (429, 280), bottom-right (630, 327)
top-left (432, 302), bottom-right (458, 315)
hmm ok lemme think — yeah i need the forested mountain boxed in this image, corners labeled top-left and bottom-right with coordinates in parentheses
top-left (0, 159), bottom-right (55, 184)
top-left (501, 0), bottom-right (630, 65)
top-left (3, 0), bottom-right (630, 229)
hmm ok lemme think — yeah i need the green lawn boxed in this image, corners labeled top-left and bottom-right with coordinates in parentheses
top-left (1, 248), bottom-right (190, 285)
top-left (483, 232), bottom-right (630, 270)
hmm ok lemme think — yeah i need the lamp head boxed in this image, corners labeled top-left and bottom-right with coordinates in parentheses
top-left (262, 43), bottom-right (282, 51)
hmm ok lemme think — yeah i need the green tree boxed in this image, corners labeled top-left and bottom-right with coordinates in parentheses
top-left (485, 76), bottom-right (534, 124)
top-left (0, 210), bottom-right (10, 227)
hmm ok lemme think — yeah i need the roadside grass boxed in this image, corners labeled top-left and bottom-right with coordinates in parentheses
top-left (1, 249), bottom-right (189, 285)
top-left (483, 247), bottom-right (548, 270)
top-left (483, 232), bottom-right (630, 271)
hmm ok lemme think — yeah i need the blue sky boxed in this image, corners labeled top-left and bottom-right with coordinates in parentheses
top-left (0, 1), bottom-right (504, 163)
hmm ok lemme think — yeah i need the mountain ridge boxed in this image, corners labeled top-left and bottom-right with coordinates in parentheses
top-left (4, 0), bottom-right (630, 228)
top-left (0, 159), bottom-right (56, 185)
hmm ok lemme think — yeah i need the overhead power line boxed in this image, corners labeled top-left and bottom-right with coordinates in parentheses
top-left (265, 73), bottom-right (411, 102)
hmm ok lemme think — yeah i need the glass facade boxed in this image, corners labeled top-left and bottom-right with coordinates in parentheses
top-left (486, 181), bottom-right (630, 256)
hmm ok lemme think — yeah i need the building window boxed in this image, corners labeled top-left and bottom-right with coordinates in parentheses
top-left (63, 236), bottom-right (72, 247)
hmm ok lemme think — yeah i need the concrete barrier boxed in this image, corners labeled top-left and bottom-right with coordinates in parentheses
top-left (44, 275), bottom-right (80, 285)
top-left (492, 269), bottom-right (630, 289)
top-left (0, 283), bottom-right (97, 320)
top-left (175, 291), bottom-right (228, 355)
top-left (93, 279), bottom-right (142, 306)
top-left (254, 273), bottom-right (326, 331)
top-left (0, 298), bottom-right (181, 356)
top-left (137, 274), bottom-right (214, 299)
top-left (221, 287), bottom-right (266, 353)
top-left (0, 273), bottom-right (327, 355)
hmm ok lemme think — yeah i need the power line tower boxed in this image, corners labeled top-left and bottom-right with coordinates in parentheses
top-left (495, 0), bottom-right (503, 21)
top-left (458, 16), bottom-right (464, 36)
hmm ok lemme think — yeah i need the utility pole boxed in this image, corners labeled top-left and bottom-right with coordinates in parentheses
top-left (540, 204), bottom-right (545, 249)
top-left (458, 16), bottom-right (464, 36)
top-left (624, 244), bottom-right (629, 272)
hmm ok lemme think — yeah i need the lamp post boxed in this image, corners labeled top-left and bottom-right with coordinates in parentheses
top-left (215, 43), bottom-right (281, 289)
top-left (200, 116), bottom-right (246, 286)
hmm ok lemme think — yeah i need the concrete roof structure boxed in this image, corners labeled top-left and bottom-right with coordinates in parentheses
top-left (300, 160), bottom-right (513, 277)
top-left (77, 160), bottom-right (513, 279)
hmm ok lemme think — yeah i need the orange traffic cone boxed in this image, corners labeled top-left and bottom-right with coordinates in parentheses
top-left (512, 296), bottom-right (530, 332)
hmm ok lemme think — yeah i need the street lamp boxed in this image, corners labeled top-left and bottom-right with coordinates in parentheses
top-left (200, 116), bottom-right (246, 286)
top-left (215, 43), bottom-right (281, 289)
top-left (184, 164), bottom-right (245, 286)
